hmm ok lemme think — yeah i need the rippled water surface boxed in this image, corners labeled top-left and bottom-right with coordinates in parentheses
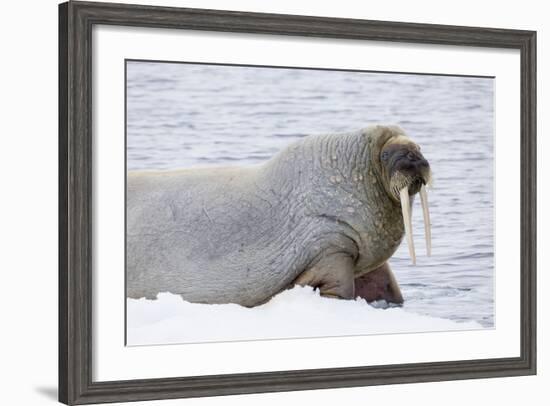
top-left (127, 61), bottom-right (494, 328)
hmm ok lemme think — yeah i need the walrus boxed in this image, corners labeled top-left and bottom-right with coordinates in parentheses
top-left (127, 125), bottom-right (432, 307)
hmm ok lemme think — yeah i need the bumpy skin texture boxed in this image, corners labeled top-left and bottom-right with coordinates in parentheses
top-left (127, 125), bottom-right (408, 306)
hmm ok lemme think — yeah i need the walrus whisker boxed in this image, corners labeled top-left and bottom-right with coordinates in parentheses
top-left (420, 184), bottom-right (432, 256)
top-left (399, 186), bottom-right (416, 265)
top-left (390, 172), bottom-right (412, 200)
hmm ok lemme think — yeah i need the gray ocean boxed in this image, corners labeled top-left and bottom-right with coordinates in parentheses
top-left (126, 61), bottom-right (494, 328)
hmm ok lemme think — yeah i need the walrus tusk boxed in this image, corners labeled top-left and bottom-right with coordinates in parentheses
top-left (420, 184), bottom-right (432, 256)
top-left (399, 186), bottom-right (416, 265)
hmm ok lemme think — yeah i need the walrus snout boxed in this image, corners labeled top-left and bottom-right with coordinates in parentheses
top-left (387, 146), bottom-right (431, 188)
top-left (384, 149), bottom-right (431, 200)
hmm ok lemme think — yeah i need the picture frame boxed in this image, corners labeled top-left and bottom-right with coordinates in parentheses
top-left (59, 1), bottom-right (537, 404)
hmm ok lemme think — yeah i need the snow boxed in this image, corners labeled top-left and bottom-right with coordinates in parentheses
top-left (127, 285), bottom-right (482, 346)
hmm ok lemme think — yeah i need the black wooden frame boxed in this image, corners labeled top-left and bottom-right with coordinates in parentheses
top-left (59, 1), bottom-right (537, 404)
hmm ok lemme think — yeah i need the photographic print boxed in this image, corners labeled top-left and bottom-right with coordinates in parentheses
top-left (125, 60), bottom-right (494, 346)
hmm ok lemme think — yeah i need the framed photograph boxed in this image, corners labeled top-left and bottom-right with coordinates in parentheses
top-left (59, 1), bottom-right (536, 404)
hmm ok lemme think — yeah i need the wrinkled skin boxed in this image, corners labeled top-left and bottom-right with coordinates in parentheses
top-left (127, 125), bottom-right (430, 306)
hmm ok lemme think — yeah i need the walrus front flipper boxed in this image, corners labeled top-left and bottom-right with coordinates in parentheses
top-left (354, 262), bottom-right (404, 305)
top-left (294, 253), bottom-right (355, 300)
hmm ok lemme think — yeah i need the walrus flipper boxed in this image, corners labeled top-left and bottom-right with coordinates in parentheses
top-left (294, 253), bottom-right (355, 300)
top-left (354, 262), bottom-right (404, 305)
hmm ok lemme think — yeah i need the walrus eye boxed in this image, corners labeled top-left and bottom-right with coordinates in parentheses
top-left (381, 151), bottom-right (389, 161)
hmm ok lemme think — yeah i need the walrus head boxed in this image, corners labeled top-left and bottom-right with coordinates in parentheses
top-left (372, 126), bottom-right (432, 265)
